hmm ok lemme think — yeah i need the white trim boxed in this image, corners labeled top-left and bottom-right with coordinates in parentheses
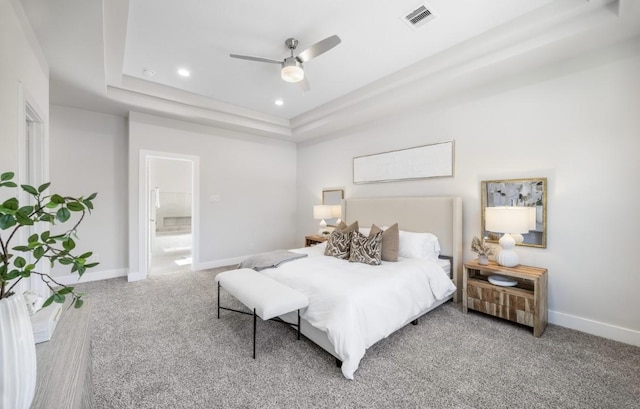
top-left (127, 271), bottom-right (146, 282)
top-left (549, 310), bottom-right (640, 347)
top-left (54, 268), bottom-right (128, 286)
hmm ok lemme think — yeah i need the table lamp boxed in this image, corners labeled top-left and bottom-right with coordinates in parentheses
top-left (313, 205), bottom-right (332, 235)
top-left (330, 205), bottom-right (342, 225)
top-left (485, 206), bottom-right (531, 267)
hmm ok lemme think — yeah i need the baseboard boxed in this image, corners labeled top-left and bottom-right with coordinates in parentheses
top-left (549, 309), bottom-right (640, 347)
top-left (127, 271), bottom-right (146, 282)
top-left (54, 268), bottom-right (128, 285)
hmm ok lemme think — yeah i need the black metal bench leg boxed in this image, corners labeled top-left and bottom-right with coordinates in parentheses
top-left (336, 358), bottom-right (342, 368)
top-left (411, 319), bottom-right (419, 325)
top-left (217, 282), bottom-right (220, 319)
top-left (297, 309), bottom-right (301, 340)
top-left (253, 308), bottom-right (257, 359)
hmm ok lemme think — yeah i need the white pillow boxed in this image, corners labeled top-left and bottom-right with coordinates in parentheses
top-left (398, 230), bottom-right (441, 260)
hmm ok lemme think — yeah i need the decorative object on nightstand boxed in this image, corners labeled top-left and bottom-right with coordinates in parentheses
top-left (463, 260), bottom-right (548, 337)
top-left (305, 235), bottom-right (327, 247)
top-left (313, 205), bottom-right (332, 235)
top-left (470, 236), bottom-right (493, 265)
top-left (484, 206), bottom-right (531, 267)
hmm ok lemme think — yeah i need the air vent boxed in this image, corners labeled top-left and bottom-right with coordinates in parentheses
top-left (401, 4), bottom-right (436, 30)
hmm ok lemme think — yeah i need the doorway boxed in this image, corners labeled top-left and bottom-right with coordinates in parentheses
top-left (145, 154), bottom-right (198, 276)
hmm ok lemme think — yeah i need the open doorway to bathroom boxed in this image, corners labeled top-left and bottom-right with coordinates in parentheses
top-left (148, 156), bottom-right (193, 275)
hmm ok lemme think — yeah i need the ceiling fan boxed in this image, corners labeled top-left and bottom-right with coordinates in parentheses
top-left (230, 35), bottom-right (341, 90)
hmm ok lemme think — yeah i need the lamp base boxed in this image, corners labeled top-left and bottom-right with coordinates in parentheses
top-left (497, 233), bottom-right (519, 267)
top-left (496, 249), bottom-right (519, 267)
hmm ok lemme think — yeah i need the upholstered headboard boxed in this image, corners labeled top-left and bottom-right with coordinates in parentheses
top-left (344, 196), bottom-right (463, 302)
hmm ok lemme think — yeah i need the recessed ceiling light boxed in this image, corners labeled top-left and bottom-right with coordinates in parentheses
top-left (143, 68), bottom-right (155, 77)
top-left (177, 68), bottom-right (190, 77)
top-left (275, 99), bottom-right (284, 106)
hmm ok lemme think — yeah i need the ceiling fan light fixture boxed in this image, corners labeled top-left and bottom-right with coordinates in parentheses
top-left (281, 58), bottom-right (304, 83)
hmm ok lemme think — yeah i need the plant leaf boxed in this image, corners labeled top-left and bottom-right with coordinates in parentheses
top-left (21, 184), bottom-right (38, 195)
top-left (2, 198), bottom-right (19, 211)
top-left (15, 211), bottom-right (33, 225)
top-left (14, 256), bottom-right (26, 268)
top-left (58, 287), bottom-right (73, 295)
top-left (50, 194), bottom-right (65, 204)
top-left (37, 182), bottom-right (51, 193)
top-left (67, 202), bottom-right (84, 212)
top-left (1, 172), bottom-right (15, 181)
top-left (56, 207), bottom-right (71, 222)
top-left (0, 214), bottom-right (16, 229)
top-left (33, 246), bottom-right (45, 259)
top-left (0, 181), bottom-right (18, 188)
top-left (42, 295), bottom-right (55, 308)
top-left (74, 298), bottom-right (84, 309)
top-left (63, 237), bottom-right (76, 251)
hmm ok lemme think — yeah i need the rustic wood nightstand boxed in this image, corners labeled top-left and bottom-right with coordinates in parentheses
top-left (305, 235), bottom-right (327, 247)
top-left (463, 260), bottom-right (548, 337)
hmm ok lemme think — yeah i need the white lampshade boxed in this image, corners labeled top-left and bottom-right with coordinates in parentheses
top-left (313, 205), bottom-right (332, 220)
top-left (281, 59), bottom-right (304, 83)
top-left (485, 207), bottom-right (531, 234)
top-left (485, 206), bottom-right (531, 267)
top-left (330, 205), bottom-right (342, 218)
top-left (527, 206), bottom-right (537, 230)
top-left (313, 204), bottom-right (332, 235)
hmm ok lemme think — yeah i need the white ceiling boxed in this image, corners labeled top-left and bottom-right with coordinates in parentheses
top-left (18, 0), bottom-right (640, 141)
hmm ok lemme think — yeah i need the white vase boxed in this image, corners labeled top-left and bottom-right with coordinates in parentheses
top-left (0, 294), bottom-right (37, 409)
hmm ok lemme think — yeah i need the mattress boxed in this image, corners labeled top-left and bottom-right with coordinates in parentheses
top-left (437, 258), bottom-right (451, 277)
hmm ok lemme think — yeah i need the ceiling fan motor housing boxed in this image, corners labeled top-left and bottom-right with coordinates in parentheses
top-left (281, 57), bottom-right (304, 82)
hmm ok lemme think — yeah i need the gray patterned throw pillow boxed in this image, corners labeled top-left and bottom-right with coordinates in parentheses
top-left (324, 230), bottom-right (352, 259)
top-left (349, 231), bottom-right (382, 265)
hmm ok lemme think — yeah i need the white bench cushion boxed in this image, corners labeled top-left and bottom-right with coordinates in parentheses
top-left (215, 268), bottom-right (309, 320)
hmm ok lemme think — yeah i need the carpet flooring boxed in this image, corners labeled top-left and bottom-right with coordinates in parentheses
top-left (75, 269), bottom-right (640, 408)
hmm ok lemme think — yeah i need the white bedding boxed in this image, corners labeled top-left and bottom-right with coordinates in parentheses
top-left (261, 242), bottom-right (456, 379)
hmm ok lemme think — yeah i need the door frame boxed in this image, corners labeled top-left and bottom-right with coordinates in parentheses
top-left (135, 150), bottom-right (199, 280)
top-left (17, 82), bottom-right (49, 296)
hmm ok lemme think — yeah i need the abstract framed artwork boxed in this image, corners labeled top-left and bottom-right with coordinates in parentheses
top-left (353, 141), bottom-right (454, 184)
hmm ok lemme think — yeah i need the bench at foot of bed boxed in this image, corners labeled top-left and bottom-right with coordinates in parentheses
top-left (215, 268), bottom-right (309, 359)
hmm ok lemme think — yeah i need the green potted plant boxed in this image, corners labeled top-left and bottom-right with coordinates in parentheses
top-left (471, 236), bottom-right (494, 265)
top-left (0, 171), bottom-right (98, 409)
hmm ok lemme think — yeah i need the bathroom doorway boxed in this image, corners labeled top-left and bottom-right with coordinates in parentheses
top-left (148, 156), bottom-right (194, 275)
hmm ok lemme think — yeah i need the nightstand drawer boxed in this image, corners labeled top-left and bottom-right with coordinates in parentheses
top-left (467, 280), bottom-right (535, 326)
top-left (466, 298), bottom-right (534, 327)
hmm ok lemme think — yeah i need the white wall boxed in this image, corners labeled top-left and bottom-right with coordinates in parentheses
top-left (49, 105), bottom-right (128, 281)
top-left (128, 112), bottom-right (298, 276)
top-left (0, 0), bottom-right (48, 186)
top-left (0, 0), bottom-right (49, 295)
top-left (297, 41), bottom-right (640, 345)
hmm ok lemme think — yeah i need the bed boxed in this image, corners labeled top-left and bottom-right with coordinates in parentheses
top-left (259, 196), bottom-right (462, 379)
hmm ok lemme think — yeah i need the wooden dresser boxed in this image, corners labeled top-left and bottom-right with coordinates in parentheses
top-left (31, 299), bottom-right (94, 409)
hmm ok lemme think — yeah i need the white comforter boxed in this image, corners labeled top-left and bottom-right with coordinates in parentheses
top-left (261, 243), bottom-right (456, 379)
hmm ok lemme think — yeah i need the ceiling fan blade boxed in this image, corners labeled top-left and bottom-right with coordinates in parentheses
top-left (296, 35), bottom-right (341, 63)
top-left (229, 54), bottom-right (282, 65)
top-left (298, 77), bottom-right (310, 93)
